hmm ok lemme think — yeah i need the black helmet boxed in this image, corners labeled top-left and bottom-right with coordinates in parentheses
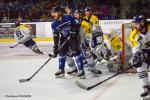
top-left (133, 15), bottom-right (144, 23)
top-left (51, 6), bottom-right (63, 12)
top-left (74, 9), bottom-right (84, 14)
top-left (84, 7), bottom-right (92, 12)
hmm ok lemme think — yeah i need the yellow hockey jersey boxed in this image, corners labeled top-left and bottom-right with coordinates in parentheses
top-left (15, 24), bottom-right (32, 30)
top-left (84, 15), bottom-right (101, 33)
top-left (81, 19), bottom-right (92, 37)
top-left (129, 23), bottom-right (150, 53)
top-left (84, 15), bottom-right (99, 26)
top-left (111, 36), bottom-right (122, 51)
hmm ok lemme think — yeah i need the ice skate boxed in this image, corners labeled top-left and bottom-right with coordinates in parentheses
top-left (55, 69), bottom-right (65, 78)
top-left (78, 70), bottom-right (85, 79)
top-left (33, 49), bottom-right (44, 55)
top-left (141, 86), bottom-right (150, 100)
top-left (67, 68), bottom-right (78, 75)
top-left (36, 49), bottom-right (44, 55)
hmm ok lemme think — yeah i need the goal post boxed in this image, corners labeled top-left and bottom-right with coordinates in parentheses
top-left (121, 23), bottom-right (125, 65)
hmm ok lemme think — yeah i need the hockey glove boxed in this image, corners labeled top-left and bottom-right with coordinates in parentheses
top-left (51, 45), bottom-right (59, 58)
top-left (53, 48), bottom-right (58, 58)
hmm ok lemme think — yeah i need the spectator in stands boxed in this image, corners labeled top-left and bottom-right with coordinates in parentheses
top-left (40, 13), bottom-right (49, 22)
top-left (27, 11), bottom-right (35, 21)
top-left (1, 13), bottom-right (9, 23)
top-left (0, 0), bottom-right (149, 21)
top-left (24, 14), bottom-right (32, 22)
top-left (141, 0), bottom-right (150, 17)
top-left (17, 12), bottom-right (23, 22)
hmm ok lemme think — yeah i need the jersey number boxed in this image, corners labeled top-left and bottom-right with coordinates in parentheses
top-left (61, 27), bottom-right (70, 37)
top-left (16, 30), bottom-right (24, 40)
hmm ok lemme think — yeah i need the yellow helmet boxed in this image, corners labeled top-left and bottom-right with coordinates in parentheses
top-left (111, 36), bottom-right (122, 51)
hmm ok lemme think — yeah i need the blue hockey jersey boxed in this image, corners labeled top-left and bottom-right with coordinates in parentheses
top-left (51, 15), bottom-right (77, 38)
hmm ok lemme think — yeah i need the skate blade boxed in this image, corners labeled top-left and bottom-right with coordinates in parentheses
top-left (78, 75), bottom-right (86, 79)
top-left (67, 73), bottom-right (78, 76)
top-left (143, 96), bottom-right (150, 100)
top-left (55, 74), bottom-right (65, 78)
top-left (38, 53), bottom-right (44, 55)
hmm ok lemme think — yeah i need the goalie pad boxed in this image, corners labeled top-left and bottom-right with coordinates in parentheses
top-left (95, 43), bottom-right (111, 61)
top-left (107, 63), bottom-right (122, 73)
top-left (142, 48), bottom-right (150, 65)
top-left (81, 40), bottom-right (92, 58)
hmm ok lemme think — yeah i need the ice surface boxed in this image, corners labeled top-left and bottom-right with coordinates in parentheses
top-left (0, 42), bottom-right (146, 100)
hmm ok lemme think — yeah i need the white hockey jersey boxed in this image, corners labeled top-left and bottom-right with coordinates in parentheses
top-left (129, 23), bottom-right (150, 54)
top-left (14, 24), bottom-right (32, 43)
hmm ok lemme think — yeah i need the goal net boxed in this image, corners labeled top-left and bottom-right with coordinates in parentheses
top-left (99, 20), bottom-right (133, 66)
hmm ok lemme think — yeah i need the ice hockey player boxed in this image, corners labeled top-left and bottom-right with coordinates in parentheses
top-left (84, 7), bottom-right (109, 61)
top-left (14, 20), bottom-right (43, 54)
top-left (129, 15), bottom-right (150, 98)
top-left (62, 4), bottom-right (81, 75)
top-left (50, 7), bottom-right (85, 78)
top-left (62, 5), bottom-right (87, 76)
top-left (72, 9), bottom-right (102, 75)
top-left (99, 31), bottom-right (133, 73)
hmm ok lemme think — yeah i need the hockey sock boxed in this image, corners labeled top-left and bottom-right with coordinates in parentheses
top-left (137, 63), bottom-right (150, 86)
top-left (75, 54), bottom-right (84, 71)
top-left (86, 56), bottom-right (95, 68)
top-left (59, 56), bottom-right (66, 71)
top-left (81, 53), bottom-right (87, 64)
top-left (30, 44), bottom-right (42, 53)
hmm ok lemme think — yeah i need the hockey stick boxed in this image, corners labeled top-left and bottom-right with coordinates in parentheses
top-left (19, 55), bottom-right (53, 83)
top-left (75, 65), bottom-right (133, 90)
top-left (9, 43), bottom-right (20, 48)
top-left (19, 37), bottom-right (69, 83)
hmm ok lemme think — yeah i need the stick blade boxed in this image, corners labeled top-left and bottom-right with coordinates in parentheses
top-left (9, 46), bottom-right (13, 48)
top-left (19, 79), bottom-right (29, 83)
top-left (75, 80), bottom-right (89, 90)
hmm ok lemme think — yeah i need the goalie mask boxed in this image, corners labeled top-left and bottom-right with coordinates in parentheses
top-left (111, 36), bottom-right (122, 52)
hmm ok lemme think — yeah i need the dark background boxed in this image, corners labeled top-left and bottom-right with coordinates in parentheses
top-left (0, 0), bottom-right (149, 23)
